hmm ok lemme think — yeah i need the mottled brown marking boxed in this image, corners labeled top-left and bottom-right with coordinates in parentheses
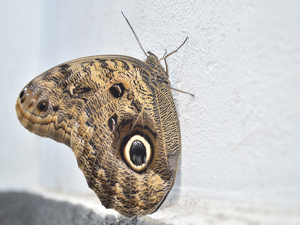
top-left (15, 54), bottom-right (181, 217)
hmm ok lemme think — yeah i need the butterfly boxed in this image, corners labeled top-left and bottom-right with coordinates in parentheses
top-left (15, 13), bottom-right (189, 217)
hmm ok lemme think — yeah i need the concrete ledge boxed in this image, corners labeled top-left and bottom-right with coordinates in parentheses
top-left (0, 191), bottom-right (165, 225)
top-left (1, 191), bottom-right (300, 225)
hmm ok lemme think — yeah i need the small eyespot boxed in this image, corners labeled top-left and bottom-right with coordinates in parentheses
top-left (109, 83), bottom-right (126, 98)
top-left (108, 114), bottom-right (118, 132)
top-left (19, 88), bottom-right (28, 103)
top-left (122, 134), bottom-right (152, 172)
top-left (19, 88), bottom-right (26, 99)
top-left (37, 100), bottom-right (48, 112)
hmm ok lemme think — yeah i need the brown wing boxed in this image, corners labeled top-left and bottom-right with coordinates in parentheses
top-left (15, 54), bottom-right (181, 217)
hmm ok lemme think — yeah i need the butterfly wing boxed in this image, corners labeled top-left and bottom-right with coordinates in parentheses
top-left (16, 55), bottom-right (181, 217)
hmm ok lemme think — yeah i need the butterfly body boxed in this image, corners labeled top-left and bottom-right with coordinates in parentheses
top-left (16, 52), bottom-right (181, 217)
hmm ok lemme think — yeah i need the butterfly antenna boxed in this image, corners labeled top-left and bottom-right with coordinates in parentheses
top-left (121, 11), bottom-right (148, 57)
top-left (163, 37), bottom-right (194, 97)
top-left (169, 86), bottom-right (195, 97)
top-left (165, 37), bottom-right (189, 60)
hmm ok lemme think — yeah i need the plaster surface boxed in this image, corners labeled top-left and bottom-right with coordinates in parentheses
top-left (1, 1), bottom-right (300, 224)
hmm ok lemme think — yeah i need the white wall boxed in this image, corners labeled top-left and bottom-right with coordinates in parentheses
top-left (0, 0), bottom-right (43, 190)
top-left (1, 0), bottom-right (300, 224)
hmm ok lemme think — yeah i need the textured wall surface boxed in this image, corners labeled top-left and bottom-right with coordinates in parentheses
top-left (1, 0), bottom-right (300, 224)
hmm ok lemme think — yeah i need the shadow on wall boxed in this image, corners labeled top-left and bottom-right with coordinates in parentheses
top-left (0, 192), bottom-right (165, 225)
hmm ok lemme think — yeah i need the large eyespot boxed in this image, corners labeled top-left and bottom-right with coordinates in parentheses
top-left (122, 134), bottom-right (152, 172)
top-left (37, 100), bottom-right (49, 112)
top-left (109, 83), bottom-right (126, 98)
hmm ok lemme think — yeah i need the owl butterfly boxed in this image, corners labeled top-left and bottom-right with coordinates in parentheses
top-left (15, 13), bottom-right (189, 217)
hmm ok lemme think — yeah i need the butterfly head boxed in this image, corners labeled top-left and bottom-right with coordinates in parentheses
top-left (145, 51), bottom-right (161, 67)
